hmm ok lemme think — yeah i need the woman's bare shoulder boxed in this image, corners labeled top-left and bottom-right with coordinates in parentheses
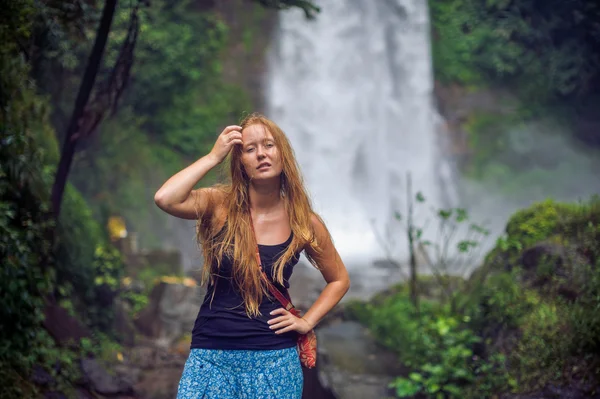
top-left (309, 213), bottom-right (329, 235)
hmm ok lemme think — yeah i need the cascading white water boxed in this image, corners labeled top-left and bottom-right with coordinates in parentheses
top-left (267, 0), bottom-right (447, 268)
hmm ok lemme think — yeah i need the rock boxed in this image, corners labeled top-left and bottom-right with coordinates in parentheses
top-left (129, 341), bottom-right (189, 370)
top-left (519, 242), bottom-right (589, 300)
top-left (502, 383), bottom-right (600, 399)
top-left (520, 242), bottom-right (566, 272)
top-left (113, 298), bottom-right (136, 347)
top-left (80, 358), bottom-right (133, 396)
top-left (133, 367), bottom-right (185, 399)
top-left (114, 363), bottom-right (142, 388)
top-left (74, 388), bottom-right (95, 399)
top-left (43, 392), bottom-right (67, 399)
top-left (134, 279), bottom-right (205, 346)
top-left (134, 250), bottom-right (183, 277)
top-left (31, 364), bottom-right (54, 386)
top-left (317, 321), bottom-right (404, 399)
top-left (129, 345), bottom-right (156, 370)
top-left (43, 303), bottom-right (91, 347)
top-left (302, 367), bottom-right (336, 399)
top-left (117, 340), bottom-right (190, 399)
top-left (94, 283), bottom-right (118, 308)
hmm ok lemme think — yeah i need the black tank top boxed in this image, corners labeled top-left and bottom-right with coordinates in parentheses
top-left (190, 228), bottom-right (300, 350)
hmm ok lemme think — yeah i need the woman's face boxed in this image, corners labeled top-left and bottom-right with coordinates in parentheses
top-left (240, 123), bottom-right (283, 182)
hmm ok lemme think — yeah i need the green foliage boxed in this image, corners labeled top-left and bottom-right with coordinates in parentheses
top-left (511, 298), bottom-right (566, 389)
top-left (353, 293), bottom-right (510, 398)
top-left (80, 332), bottom-right (124, 364)
top-left (1, 4), bottom-right (129, 394)
top-left (430, 0), bottom-right (600, 100)
top-left (0, 0), bottom-right (35, 53)
top-left (394, 190), bottom-right (490, 309)
top-left (0, 122), bottom-right (54, 388)
top-left (93, 244), bottom-right (125, 290)
top-left (110, 0), bottom-right (252, 157)
top-left (465, 269), bottom-right (532, 332)
top-left (462, 110), bottom-right (516, 178)
top-left (352, 294), bottom-right (426, 363)
top-left (351, 292), bottom-right (509, 398)
top-left (0, 328), bottom-right (83, 399)
top-left (567, 263), bottom-right (600, 357)
top-left (465, 269), bottom-right (591, 393)
top-left (389, 314), bottom-right (484, 398)
top-left (0, 6), bottom-right (88, 395)
top-left (430, 0), bottom-right (503, 85)
top-left (1, 6), bottom-right (56, 394)
top-left (54, 184), bottom-right (127, 331)
top-left (122, 290), bottom-right (149, 317)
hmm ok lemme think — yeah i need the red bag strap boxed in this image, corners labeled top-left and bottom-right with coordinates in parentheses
top-left (249, 215), bottom-right (295, 312)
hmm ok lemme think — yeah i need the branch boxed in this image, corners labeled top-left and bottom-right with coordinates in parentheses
top-left (78, 2), bottom-right (142, 140)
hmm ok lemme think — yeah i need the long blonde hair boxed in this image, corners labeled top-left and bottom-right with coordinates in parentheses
top-left (196, 113), bottom-right (328, 317)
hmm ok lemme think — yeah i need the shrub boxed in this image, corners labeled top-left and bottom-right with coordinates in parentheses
top-left (353, 291), bottom-right (511, 398)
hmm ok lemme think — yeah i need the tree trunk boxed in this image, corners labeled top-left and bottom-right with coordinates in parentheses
top-left (51, 0), bottom-right (118, 218)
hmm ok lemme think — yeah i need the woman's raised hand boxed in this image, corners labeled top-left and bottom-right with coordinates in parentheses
top-left (209, 125), bottom-right (243, 163)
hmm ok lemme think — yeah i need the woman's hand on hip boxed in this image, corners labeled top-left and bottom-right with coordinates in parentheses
top-left (268, 308), bottom-right (313, 335)
top-left (208, 125), bottom-right (243, 163)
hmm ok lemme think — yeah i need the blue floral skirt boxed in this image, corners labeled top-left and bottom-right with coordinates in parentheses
top-left (176, 347), bottom-right (303, 399)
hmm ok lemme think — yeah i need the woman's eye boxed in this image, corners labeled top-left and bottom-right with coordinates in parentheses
top-left (266, 142), bottom-right (274, 148)
top-left (246, 147), bottom-right (254, 153)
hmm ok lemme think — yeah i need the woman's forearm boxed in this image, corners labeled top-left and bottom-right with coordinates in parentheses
top-left (154, 153), bottom-right (220, 207)
top-left (301, 279), bottom-right (350, 329)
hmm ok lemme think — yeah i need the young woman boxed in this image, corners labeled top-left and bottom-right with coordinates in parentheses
top-left (154, 113), bottom-right (350, 398)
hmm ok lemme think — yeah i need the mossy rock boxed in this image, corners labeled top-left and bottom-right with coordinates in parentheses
top-left (466, 198), bottom-right (600, 339)
top-left (464, 197), bottom-right (600, 394)
top-left (475, 197), bottom-right (600, 282)
top-left (518, 241), bottom-right (592, 301)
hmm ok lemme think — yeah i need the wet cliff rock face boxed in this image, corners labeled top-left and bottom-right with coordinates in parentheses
top-left (134, 279), bottom-right (205, 347)
top-left (434, 80), bottom-right (600, 183)
top-left (433, 81), bottom-right (515, 170)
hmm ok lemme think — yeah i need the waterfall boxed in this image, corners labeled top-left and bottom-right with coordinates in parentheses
top-left (267, 0), bottom-right (448, 268)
